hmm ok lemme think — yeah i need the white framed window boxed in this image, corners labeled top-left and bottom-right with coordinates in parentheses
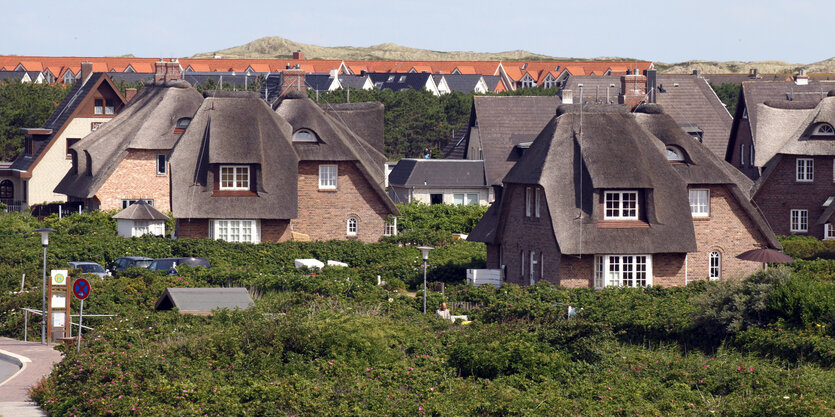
top-left (525, 187), bottom-right (532, 217)
top-left (709, 250), bottom-right (721, 281)
top-left (796, 158), bottom-right (814, 182)
top-left (293, 129), bottom-right (317, 143)
top-left (156, 154), bottom-right (167, 175)
top-left (211, 219), bottom-right (260, 243)
top-left (466, 193), bottom-right (479, 205)
top-left (813, 123), bottom-right (835, 135)
top-left (749, 146), bottom-right (754, 166)
top-left (666, 146), bottom-right (685, 161)
top-left (453, 194), bottom-right (465, 205)
top-left (319, 165), bottom-right (337, 189)
top-left (790, 209), bottom-right (808, 232)
top-left (689, 189), bottom-right (710, 217)
top-left (593, 255), bottom-right (652, 288)
top-left (535, 188), bottom-right (541, 218)
top-left (384, 217), bottom-right (397, 236)
top-left (347, 217), bottom-right (357, 236)
top-left (220, 165), bottom-right (249, 190)
top-left (529, 251), bottom-right (537, 285)
top-left (604, 191), bottom-right (638, 220)
top-left (825, 223), bottom-right (835, 240)
top-left (121, 199), bottom-right (153, 209)
top-left (520, 250), bottom-right (525, 276)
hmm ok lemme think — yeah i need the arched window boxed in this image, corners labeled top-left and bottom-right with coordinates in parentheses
top-left (813, 123), bottom-right (835, 136)
top-left (293, 129), bottom-right (318, 143)
top-left (666, 146), bottom-right (685, 161)
top-left (346, 217), bottom-right (357, 236)
top-left (0, 180), bottom-right (13, 200)
top-left (709, 251), bottom-right (721, 281)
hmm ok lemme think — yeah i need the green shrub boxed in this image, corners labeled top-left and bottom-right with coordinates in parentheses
top-left (780, 235), bottom-right (835, 260)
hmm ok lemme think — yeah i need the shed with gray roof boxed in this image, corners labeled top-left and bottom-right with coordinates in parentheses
top-left (155, 287), bottom-right (254, 315)
top-left (387, 159), bottom-right (490, 205)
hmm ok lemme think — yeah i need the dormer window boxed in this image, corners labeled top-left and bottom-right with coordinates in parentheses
top-left (63, 70), bottom-right (74, 84)
top-left (220, 165), bottom-right (249, 190)
top-left (604, 191), bottom-right (638, 220)
top-left (666, 146), bottom-right (685, 162)
top-left (94, 99), bottom-right (115, 115)
top-left (293, 129), bottom-right (318, 143)
top-left (813, 123), bottom-right (835, 136)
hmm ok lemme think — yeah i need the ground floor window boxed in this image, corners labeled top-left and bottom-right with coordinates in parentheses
top-left (347, 217), bottom-right (358, 236)
top-left (709, 250), bottom-right (721, 280)
top-left (790, 209), bottom-right (808, 232)
top-left (452, 193), bottom-right (479, 205)
top-left (384, 216), bottom-right (397, 236)
top-left (594, 255), bottom-right (652, 289)
top-left (825, 223), bottom-right (835, 240)
top-left (211, 219), bottom-right (259, 243)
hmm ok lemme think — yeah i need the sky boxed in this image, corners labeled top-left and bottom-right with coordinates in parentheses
top-left (3, 0), bottom-right (832, 64)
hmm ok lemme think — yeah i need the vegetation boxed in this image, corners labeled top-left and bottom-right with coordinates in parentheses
top-left (710, 83), bottom-right (741, 116)
top-left (0, 207), bottom-right (833, 416)
top-left (0, 81), bottom-right (69, 161)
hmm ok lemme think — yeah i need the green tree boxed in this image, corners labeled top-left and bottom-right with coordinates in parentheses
top-left (0, 81), bottom-right (69, 161)
top-left (710, 83), bottom-right (740, 116)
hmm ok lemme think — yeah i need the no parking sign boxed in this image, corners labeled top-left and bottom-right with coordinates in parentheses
top-left (73, 278), bottom-right (91, 300)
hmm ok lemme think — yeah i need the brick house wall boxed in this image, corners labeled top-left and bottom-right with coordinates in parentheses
top-left (690, 184), bottom-right (765, 281)
top-left (727, 112), bottom-right (760, 179)
top-left (93, 149), bottom-right (170, 211)
top-left (493, 184), bottom-right (562, 285)
top-left (176, 218), bottom-right (291, 242)
top-left (755, 155), bottom-right (834, 239)
top-left (292, 161), bottom-right (391, 243)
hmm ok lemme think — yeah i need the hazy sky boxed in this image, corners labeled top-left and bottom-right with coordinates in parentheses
top-left (3, 0), bottom-right (831, 63)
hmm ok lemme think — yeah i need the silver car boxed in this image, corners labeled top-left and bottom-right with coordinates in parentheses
top-left (68, 261), bottom-right (110, 278)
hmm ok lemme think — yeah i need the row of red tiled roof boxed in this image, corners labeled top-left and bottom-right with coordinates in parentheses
top-left (0, 56), bottom-right (654, 85)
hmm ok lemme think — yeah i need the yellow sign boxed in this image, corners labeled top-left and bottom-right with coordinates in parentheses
top-left (51, 269), bottom-right (69, 286)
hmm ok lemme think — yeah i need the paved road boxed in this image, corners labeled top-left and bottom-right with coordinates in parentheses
top-left (0, 359), bottom-right (18, 384)
top-left (0, 337), bottom-right (63, 417)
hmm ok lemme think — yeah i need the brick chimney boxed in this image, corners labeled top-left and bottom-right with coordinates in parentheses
top-left (124, 88), bottom-right (138, 102)
top-left (292, 50), bottom-right (305, 60)
top-left (561, 89), bottom-right (573, 104)
top-left (154, 58), bottom-right (182, 84)
top-left (80, 62), bottom-right (93, 85)
top-left (281, 66), bottom-right (306, 97)
top-left (618, 72), bottom-right (647, 110)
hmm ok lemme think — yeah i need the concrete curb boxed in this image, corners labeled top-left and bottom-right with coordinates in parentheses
top-left (0, 349), bottom-right (30, 388)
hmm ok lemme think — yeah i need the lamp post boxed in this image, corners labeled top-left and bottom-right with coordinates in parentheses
top-left (417, 246), bottom-right (433, 314)
top-left (35, 228), bottom-right (55, 344)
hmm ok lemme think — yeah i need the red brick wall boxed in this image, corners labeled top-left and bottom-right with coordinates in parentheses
top-left (491, 184), bottom-right (562, 285)
top-left (727, 116), bottom-right (759, 179)
top-left (754, 155), bottom-right (834, 239)
top-left (176, 218), bottom-right (291, 242)
top-left (94, 149), bottom-right (170, 211)
top-left (690, 184), bottom-right (765, 281)
top-left (558, 255), bottom-right (593, 287)
top-left (292, 161), bottom-right (391, 243)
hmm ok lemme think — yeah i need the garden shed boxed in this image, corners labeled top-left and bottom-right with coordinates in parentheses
top-left (112, 200), bottom-right (167, 238)
top-left (155, 288), bottom-right (254, 316)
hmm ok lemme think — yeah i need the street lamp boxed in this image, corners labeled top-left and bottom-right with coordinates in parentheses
top-left (417, 246), bottom-right (433, 314)
top-left (35, 228), bottom-right (55, 344)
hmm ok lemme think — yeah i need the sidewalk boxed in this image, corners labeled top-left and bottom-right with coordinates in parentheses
top-left (0, 337), bottom-right (63, 417)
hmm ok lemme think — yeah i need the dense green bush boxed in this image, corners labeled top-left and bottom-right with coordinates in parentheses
top-left (780, 235), bottom-right (835, 260)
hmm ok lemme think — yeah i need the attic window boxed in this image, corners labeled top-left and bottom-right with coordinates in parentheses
top-left (293, 129), bottom-right (318, 143)
top-left (176, 118), bottom-right (192, 129)
top-left (813, 123), bottom-right (835, 136)
top-left (387, 75), bottom-right (395, 82)
top-left (666, 146), bottom-right (685, 162)
top-left (398, 76), bottom-right (406, 83)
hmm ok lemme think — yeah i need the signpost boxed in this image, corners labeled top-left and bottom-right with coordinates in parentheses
top-left (48, 269), bottom-right (71, 342)
top-left (73, 278), bottom-right (90, 352)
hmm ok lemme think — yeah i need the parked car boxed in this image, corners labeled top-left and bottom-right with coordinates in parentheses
top-left (147, 257), bottom-right (211, 274)
top-left (107, 256), bottom-right (154, 272)
top-left (68, 261), bottom-right (110, 278)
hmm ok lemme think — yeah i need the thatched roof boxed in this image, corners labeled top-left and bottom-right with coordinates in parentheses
top-left (275, 96), bottom-right (397, 215)
top-left (55, 81), bottom-right (203, 198)
top-left (169, 91), bottom-right (299, 220)
top-left (470, 104), bottom-right (780, 252)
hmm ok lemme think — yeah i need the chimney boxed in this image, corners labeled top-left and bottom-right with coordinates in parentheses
top-left (561, 89), bottom-right (573, 104)
top-left (124, 88), bottom-right (138, 102)
top-left (618, 73), bottom-right (648, 110)
top-left (155, 59), bottom-right (182, 84)
top-left (749, 68), bottom-right (759, 79)
top-left (795, 69), bottom-right (809, 85)
top-left (154, 59), bottom-right (166, 84)
top-left (692, 69), bottom-right (701, 77)
top-left (329, 69), bottom-right (338, 78)
top-left (281, 67), bottom-right (306, 97)
top-left (80, 62), bottom-right (93, 85)
top-left (645, 69), bottom-right (657, 103)
top-left (292, 50), bottom-right (305, 60)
